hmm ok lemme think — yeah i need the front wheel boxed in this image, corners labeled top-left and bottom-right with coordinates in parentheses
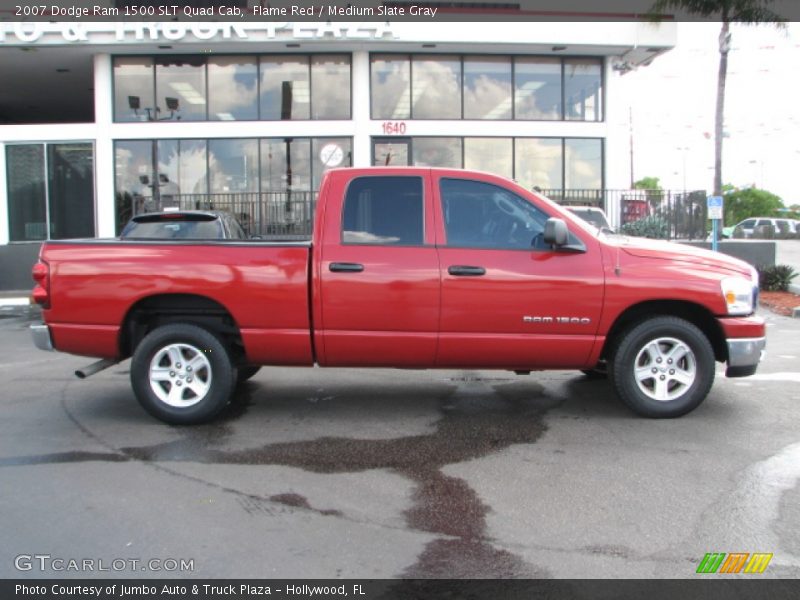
top-left (131, 323), bottom-right (236, 425)
top-left (610, 317), bottom-right (715, 418)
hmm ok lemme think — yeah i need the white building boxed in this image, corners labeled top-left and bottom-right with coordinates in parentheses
top-left (0, 17), bottom-right (676, 290)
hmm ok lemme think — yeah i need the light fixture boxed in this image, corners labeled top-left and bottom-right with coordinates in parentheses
top-left (158, 45), bottom-right (173, 50)
top-left (551, 46), bottom-right (567, 52)
top-left (286, 43), bottom-right (301, 48)
top-left (56, 68), bottom-right (70, 73)
top-left (422, 43), bottom-right (436, 48)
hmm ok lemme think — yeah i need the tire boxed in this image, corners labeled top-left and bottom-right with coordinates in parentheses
top-left (609, 316), bottom-right (715, 418)
top-left (131, 323), bottom-right (236, 425)
top-left (237, 366), bottom-right (261, 384)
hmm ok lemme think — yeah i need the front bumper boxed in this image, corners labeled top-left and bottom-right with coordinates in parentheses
top-left (30, 323), bottom-right (54, 352)
top-left (726, 337), bottom-right (766, 377)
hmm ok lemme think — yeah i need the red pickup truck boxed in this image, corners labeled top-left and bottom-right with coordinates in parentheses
top-left (30, 167), bottom-right (765, 424)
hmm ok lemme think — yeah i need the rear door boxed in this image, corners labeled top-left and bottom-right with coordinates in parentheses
top-left (433, 173), bottom-right (605, 369)
top-left (315, 170), bottom-right (440, 366)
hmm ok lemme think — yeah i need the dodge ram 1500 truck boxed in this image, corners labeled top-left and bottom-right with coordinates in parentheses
top-left (30, 167), bottom-right (766, 424)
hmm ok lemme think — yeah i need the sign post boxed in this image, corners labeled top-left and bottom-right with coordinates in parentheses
top-left (707, 195), bottom-right (723, 252)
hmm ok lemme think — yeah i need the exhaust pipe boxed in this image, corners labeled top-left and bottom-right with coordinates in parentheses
top-left (75, 358), bottom-right (118, 379)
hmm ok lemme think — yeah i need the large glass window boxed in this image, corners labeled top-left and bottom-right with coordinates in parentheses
top-left (370, 54), bottom-right (411, 119)
top-left (342, 177), bottom-right (423, 245)
top-left (312, 138), bottom-right (352, 190)
top-left (113, 54), bottom-right (351, 122)
top-left (412, 56), bottom-right (461, 119)
top-left (208, 56), bottom-right (258, 121)
top-left (369, 54), bottom-right (602, 122)
top-left (155, 56), bottom-right (206, 121)
top-left (260, 56), bottom-right (310, 120)
top-left (114, 57), bottom-right (155, 122)
top-left (464, 138), bottom-right (513, 179)
top-left (7, 143), bottom-right (94, 241)
top-left (439, 178), bottom-right (550, 250)
top-left (209, 139), bottom-right (259, 194)
top-left (311, 55), bottom-right (351, 120)
top-left (565, 59), bottom-right (603, 122)
top-left (261, 138), bottom-right (311, 192)
top-left (565, 138), bottom-right (603, 188)
top-left (7, 145), bottom-right (46, 241)
top-left (47, 144), bottom-right (94, 240)
top-left (514, 138), bottom-right (563, 191)
top-left (412, 138), bottom-right (461, 168)
top-left (400, 136), bottom-right (600, 197)
top-left (463, 56), bottom-right (512, 120)
top-left (514, 57), bottom-right (562, 120)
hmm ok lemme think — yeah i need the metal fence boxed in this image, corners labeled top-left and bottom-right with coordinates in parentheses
top-left (129, 187), bottom-right (709, 242)
top-left (132, 191), bottom-right (317, 240)
top-left (542, 188), bottom-right (709, 240)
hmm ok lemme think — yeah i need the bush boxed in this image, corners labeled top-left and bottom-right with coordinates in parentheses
top-left (757, 264), bottom-right (798, 292)
top-left (620, 215), bottom-right (670, 239)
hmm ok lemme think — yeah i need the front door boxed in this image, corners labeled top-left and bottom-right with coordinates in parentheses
top-left (433, 174), bottom-right (604, 369)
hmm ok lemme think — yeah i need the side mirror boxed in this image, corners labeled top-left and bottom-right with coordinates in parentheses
top-left (543, 218), bottom-right (569, 247)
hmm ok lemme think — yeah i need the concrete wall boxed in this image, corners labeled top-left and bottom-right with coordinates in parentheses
top-left (0, 243), bottom-right (41, 291)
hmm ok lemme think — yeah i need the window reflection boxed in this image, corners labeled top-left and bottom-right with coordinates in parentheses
top-left (514, 57), bottom-right (562, 120)
top-left (155, 57), bottom-right (206, 121)
top-left (565, 59), bottom-right (602, 122)
top-left (514, 138), bottom-right (563, 191)
top-left (261, 138), bottom-right (311, 192)
top-left (208, 56), bottom-right (258, 121)
top-left (311, 55), bottom-right (351, 120)
top-left (411, 137), bottom-right (461, 168)
top-left (7, 145), bottom-right (46, 241)
top-left (209, 139), bottom-right (259, 193)
top-left (464, 138), bottom-right (513, 178)
top-left (114, 57), bottom-right (154, 122)
top-left (463, 56), bottom-right (512, 120)
top-left (565, 138), bottom-right (603, 188)
top-left (260, 56), bottom-right (310, 120)
top-left (412, 56), bottom-right (461, 119)
top-left (371, 55), bottom-right (411, 119)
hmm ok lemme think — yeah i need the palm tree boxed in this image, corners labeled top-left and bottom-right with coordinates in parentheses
top-left (649, 1), bottom-right (785, 195)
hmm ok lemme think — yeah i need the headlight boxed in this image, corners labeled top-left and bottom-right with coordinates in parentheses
top-left (721, 277), bottom-right (755, 315)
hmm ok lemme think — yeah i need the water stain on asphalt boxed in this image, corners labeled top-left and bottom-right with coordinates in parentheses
top-left (118, 377), bottom-right (556, 577)
top-left (10, 375), bottom-right (558, 577)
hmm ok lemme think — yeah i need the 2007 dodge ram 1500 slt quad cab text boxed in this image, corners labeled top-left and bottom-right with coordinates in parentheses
top-left (29, 167), bottom-right (766, 424)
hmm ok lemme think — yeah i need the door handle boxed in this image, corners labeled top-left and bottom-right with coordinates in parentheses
top-left (448, 265), bottom-right (486, 276)
top-left (329, 262), bottom-right (365, 273)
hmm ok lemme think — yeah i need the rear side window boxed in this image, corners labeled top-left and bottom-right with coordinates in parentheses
top-left (342, 176), bottom-right (424, 245)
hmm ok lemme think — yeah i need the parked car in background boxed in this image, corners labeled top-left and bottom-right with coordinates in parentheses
top-left (120, 210), bottom-right (248, 240)
top-left (565, 206), bottom-right (613, 232)
top-left (722, 217), bottom-right (800, 239)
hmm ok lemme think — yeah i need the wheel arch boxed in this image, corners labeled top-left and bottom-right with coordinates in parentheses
top-left (119, 293), bottom-right (243, 361)
top-left (602, 300), bottom-right (727, 364)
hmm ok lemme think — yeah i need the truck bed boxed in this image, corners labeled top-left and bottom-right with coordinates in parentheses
top-left (39, 239), bottom-right (314, 365)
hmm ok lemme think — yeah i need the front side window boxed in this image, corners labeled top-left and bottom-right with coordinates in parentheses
top-left (440, 178), bottom-right (549, 250)
top-left (342, 177), bottom-right (423, 245)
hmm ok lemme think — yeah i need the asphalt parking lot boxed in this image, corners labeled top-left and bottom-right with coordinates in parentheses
top-left (0, 307), bottom-right (798, 580)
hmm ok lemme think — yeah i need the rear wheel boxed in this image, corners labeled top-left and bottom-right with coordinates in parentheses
top-left (131, 323), bottom-right (235, 425)
top-left (610, 317), bottom-right (715, 418)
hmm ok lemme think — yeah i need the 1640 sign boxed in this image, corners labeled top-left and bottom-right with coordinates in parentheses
top-left (381, 121), bottom-right (408, 135)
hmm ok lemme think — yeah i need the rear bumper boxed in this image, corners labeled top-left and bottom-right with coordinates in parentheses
top-left (725, 337), bottom-right (766, 378)
top-left (30, 323), bottom-right (54, 352)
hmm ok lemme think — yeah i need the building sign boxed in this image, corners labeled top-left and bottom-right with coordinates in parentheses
top-left (0, 22), bottom-right (397, 45)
